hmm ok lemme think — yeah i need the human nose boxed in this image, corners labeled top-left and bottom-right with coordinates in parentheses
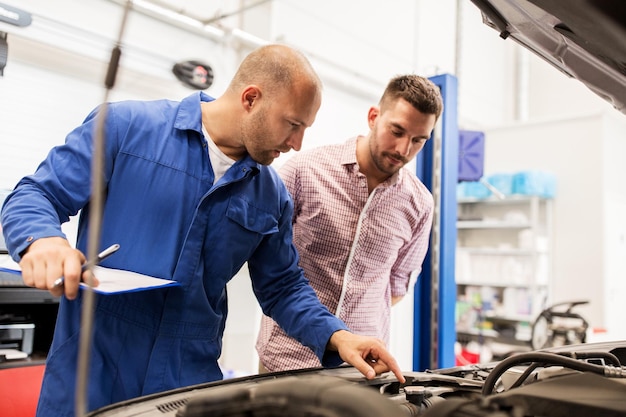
top-left (286, 130), bottom-right (304, 152)
top-left (396, 137), bottom-right (412, 157)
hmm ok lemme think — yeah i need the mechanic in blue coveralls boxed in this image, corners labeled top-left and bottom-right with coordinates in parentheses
top-left (1, 44), bottom-right (404, 417)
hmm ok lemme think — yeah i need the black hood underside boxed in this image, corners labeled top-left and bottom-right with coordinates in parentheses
top-left (470, 0), bottom-right (626, 115)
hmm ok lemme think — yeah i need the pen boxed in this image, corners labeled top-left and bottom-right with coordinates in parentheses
top-left (52, 243), bottom-right (121, 288)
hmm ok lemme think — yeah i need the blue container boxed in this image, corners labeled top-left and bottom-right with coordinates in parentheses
top-left (458, 130), bottom-right (485, 182)
top-left (512, 171), bottom-right (556, 197)
top-left (457, 181), bottom-right (491, 199)
top-left (486, 173), bottom-right (514, 196)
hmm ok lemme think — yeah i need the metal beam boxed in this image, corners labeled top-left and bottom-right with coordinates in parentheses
top-left (414, 73), bottom-right (458, 370)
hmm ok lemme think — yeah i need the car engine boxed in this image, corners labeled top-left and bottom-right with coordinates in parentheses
top-left (86, 341), bottom-right (626, 417)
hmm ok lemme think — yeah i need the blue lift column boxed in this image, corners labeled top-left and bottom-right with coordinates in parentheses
top-left (413, 74), bottom-right (458, 370)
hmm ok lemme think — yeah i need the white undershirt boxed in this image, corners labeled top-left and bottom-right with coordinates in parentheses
top-left (203, 125), bottom-right (235, 183)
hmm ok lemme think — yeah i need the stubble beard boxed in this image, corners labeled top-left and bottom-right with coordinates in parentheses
top-left (369, 130), bottom-right (404, 178)
top-left (240, 107), bottom-right (276, 165)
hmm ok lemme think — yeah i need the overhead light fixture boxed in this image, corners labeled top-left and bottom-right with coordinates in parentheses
top-left (129, 0), bottom-right (224, 39)
top-left (0, 2), bottom-right (32, 27)
top-left (132, 0), bottom-right (202, 29)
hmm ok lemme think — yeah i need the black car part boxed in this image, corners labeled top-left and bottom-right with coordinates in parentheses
top-left (469, 0), bottom-right (626, 115)
top-left (86, 342), bottom-right (626, 417)
top-left (176, 375), bottom-right (409, 417)
top-left (530, 300), bottom-right (589, 350)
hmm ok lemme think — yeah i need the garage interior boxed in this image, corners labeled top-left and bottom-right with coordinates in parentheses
top-left (1, 0), bottom-right (625, 416)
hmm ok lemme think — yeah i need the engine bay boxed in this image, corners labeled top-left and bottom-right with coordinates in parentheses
top-left (86, 341), bottom-right (626, 417)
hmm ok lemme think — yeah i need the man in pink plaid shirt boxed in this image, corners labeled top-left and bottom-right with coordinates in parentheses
top-left (256, 74), bottom-right (444, 372)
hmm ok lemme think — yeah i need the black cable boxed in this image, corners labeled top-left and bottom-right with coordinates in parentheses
top-left (74, 2), bottom-right (132, 416)
top-left (507, 362), bottom-right (540, 390)
top-left (507, 350), bottom-right (623, 390)
top-left (481, 351), bottom-right (611, 395)
top-left (557, 350), bottom-right (622, 367)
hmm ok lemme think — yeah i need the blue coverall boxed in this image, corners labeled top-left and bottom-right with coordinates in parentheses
top-left (1, 92), bottom-right (347, 416)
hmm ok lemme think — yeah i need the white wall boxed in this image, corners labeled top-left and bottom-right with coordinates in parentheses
top-left (482, 112), bottom-right (626, 338)
top-left (1, 0), bottom-right (625, 375)
top-left (483, 116), bottom-right (605, 327)
top-left (602, 112), bottom-right (626, 339)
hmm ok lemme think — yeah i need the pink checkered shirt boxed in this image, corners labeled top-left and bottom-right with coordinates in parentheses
top-left (256, 137), bottom-right (433, 371)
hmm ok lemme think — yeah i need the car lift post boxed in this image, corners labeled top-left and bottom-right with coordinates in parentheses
top-left (414, 74), bottom-right (458, 370)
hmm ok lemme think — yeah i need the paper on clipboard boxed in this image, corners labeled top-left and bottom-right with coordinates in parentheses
top-left (84, 265), bottom-right (180, 294)
top-left (0, 257), bottom-right (177, 294)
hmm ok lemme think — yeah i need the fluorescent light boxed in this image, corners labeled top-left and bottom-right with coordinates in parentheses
top-left (130, 0), bottom-right (225, 39)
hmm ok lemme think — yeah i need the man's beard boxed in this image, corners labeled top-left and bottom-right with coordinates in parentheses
top-left (240, 107), bottom-right (276, 165)
top-left (369, 129), bottom-right (406, 176)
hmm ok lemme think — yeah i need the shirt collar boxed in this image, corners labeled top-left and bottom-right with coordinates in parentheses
top-left (174, 92), bottom-right (261, 173)
top-left (340, 137), bottom-right (359, 166)
top-left (341, 136), bottom-right (402, 187)
top-left (174, 91), bottom-right (214, 133)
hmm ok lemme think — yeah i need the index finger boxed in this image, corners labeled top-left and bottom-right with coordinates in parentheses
top-left (60, 254), bottom-right (85, 300)
top-left (347, 354), bottom-right (377, 380)
top-left (368, 348), bottom-right (406, 383)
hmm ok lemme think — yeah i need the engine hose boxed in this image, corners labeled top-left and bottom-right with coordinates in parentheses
top-left (556, 350), bottom-right (622, 367)
top-left (508, 350), bottom-right (623, 390)
top-left (481, 351), bottom-right (609, 395)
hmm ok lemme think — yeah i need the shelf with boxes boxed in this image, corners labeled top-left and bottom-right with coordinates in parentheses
top-left (455, 193), bottom-right (554, 353)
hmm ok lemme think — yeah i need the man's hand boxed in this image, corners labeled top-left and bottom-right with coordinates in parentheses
top-left (328, 330), bottom-right (406, 383)
top-left (19, 236), bottom-right (94, 300)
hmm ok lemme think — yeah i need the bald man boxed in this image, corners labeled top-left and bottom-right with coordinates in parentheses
top-left (1, 44), bottom-right (404, 417)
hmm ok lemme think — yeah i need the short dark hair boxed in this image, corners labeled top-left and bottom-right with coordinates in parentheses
top-left (380, 75), bottom-right (443, 120)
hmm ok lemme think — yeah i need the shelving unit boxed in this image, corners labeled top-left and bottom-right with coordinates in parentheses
top-left (455, 195), bottom-right (554, 355)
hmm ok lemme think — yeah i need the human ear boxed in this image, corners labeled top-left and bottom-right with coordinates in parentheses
top-left (367, 106), bottom-right (379, 128)
top-left (242, 85), bottom-right (261, 110)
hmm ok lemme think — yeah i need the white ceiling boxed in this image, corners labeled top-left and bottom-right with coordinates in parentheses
top-left (134, 0), bottom-right (271, 26)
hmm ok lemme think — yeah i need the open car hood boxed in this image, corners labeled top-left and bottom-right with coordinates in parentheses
top-left (86, 341), bottom-right (626, 417)
top-left (469, 0), bottom-right (626, 115)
